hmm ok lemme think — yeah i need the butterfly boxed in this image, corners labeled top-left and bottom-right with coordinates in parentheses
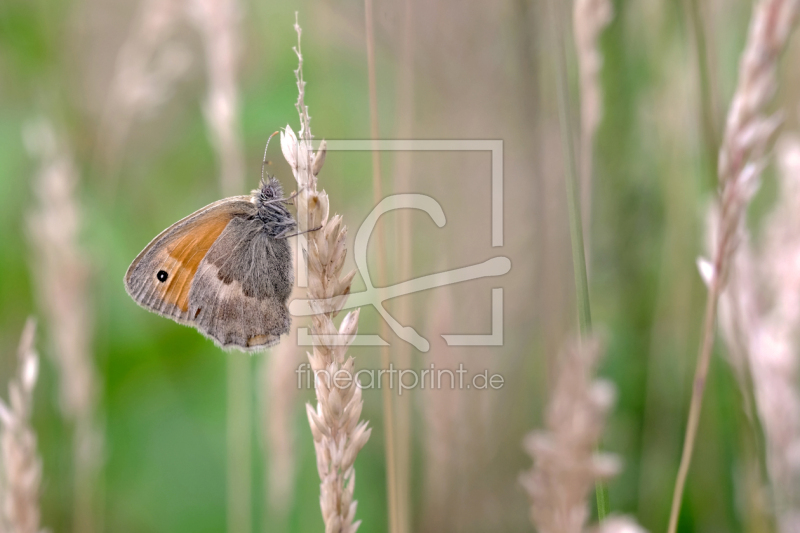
top-left (124, 176), bottom-right (304, 351)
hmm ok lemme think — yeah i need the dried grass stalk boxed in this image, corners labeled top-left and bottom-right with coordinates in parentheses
top-left (718, 136), bottom-right (800, 533)
top-left (281, 17), bottom-right (370, 533)
top-left (0, 318), bottom-right (44, 533)
top-left (519, 336), bottom-right (627, 533)
top-left (668, 2), bottom-right (800, 531)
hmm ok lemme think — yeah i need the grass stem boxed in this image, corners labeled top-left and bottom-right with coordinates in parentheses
top-left (667, 274), bottom-right (720, 533)
top-left (546, 0), bottom-right (606, 520)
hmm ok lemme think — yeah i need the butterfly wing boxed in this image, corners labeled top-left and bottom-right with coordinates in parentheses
top-left (189, 216), bottom-right (294, 350)
top-left (125, 196), bottom-right (254, 321)
top-left (125, 195), bottom-right (294, 351)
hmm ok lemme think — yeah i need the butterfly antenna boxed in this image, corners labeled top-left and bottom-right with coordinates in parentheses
top-left (261, 131), bottom-right (280, 182)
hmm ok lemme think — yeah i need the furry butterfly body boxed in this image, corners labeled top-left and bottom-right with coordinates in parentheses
top-left (124, 178), bottom-right (296, 351)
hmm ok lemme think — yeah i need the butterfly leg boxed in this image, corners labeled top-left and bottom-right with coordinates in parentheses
top-left (276, 225), bottom-right (322, 239)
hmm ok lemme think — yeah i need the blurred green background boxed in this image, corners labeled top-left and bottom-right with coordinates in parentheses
top-left (0, 0), bottom-right (797, 531)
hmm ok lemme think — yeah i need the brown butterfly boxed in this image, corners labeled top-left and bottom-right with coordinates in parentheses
top-left (124, 176), bottom-right (303, 351)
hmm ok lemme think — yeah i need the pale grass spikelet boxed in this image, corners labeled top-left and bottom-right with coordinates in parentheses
top-left (714, 0), bottom-right (800, 287)
top-left (718, 135), bottom-right (800, 533)
top-left (0, 318), bottom-right (44, 533)
top-left (696, 257), bottom-right (715, 288)
top-left (668, 2), bottom-right (800, 530)
top-left (282, 18), bottom-right (370, 533)
top-left (520, 336), bottom-right (636, 533)
top-left (713, 203), bottom-right (757, 393)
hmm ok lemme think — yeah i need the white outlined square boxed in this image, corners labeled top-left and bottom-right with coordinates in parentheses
top-left (291, 139), bottom-right (506, 351)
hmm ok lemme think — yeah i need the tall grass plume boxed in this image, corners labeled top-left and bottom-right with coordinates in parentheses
top-left (519, 336), bottom-right (626, 533)
top-left (281, 16), bottom-right (371, 533)
top-left (25, 119), bottom-right (102, 533)
top-left (668, 1), bottom-right (800, 530)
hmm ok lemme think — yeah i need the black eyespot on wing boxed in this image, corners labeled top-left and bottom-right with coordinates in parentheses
top-left (157, 270), bottom-right (169, 282)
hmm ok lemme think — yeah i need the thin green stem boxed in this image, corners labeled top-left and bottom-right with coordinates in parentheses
top-left (549, 3), bottom-right (592, 336)
top-left (546, 0), bottom-right (606, 520)
top-left (681, 0), bottom-right (719, 191)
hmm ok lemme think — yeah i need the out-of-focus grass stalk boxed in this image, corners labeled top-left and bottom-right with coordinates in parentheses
top-left (545, 0), bottom-right (607, 519)
top-left (261, 241), bottom-right (303, 531)
top-left (717, 137), bottom-right (800, 533)
top-left (226, 357), bottom-right (252, 533)
top-left (680, 0), bottom-right (719, 190)
top-left (668, 1), bottom-right (800, 531)
top-left (718, 227), bottom-right (778, 532)
top-left (668, 268), bottom-right (721, 533)
top-left (0, 318), bottom-right (43, 533)
top-left (364, 1), bottom-right (400, 532)
top-left (421, 292), bottom-right (457, 531)
top-left (519, 336), bottom-right (625, 533)
top-left (548, 0), bottom-right (591, 335)
top-left (679, 1), bottom-right (771, 523)
top-left (25, 120), bottom-right (102, 533)
top-left (573, 0), bottom-right (612, 275)
top-left (392, 0), bottom-right (416, 531)
top-left (99, 0), bottom-right (190, 195)
top-left (189, 0), bottom-right (250, 531)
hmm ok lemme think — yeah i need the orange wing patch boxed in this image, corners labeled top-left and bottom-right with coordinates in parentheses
top-left (157, 214), bottom-right (232, 313)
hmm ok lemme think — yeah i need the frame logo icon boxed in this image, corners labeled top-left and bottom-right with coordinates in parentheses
top-left (289, 140), bottom-right (508, 351)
